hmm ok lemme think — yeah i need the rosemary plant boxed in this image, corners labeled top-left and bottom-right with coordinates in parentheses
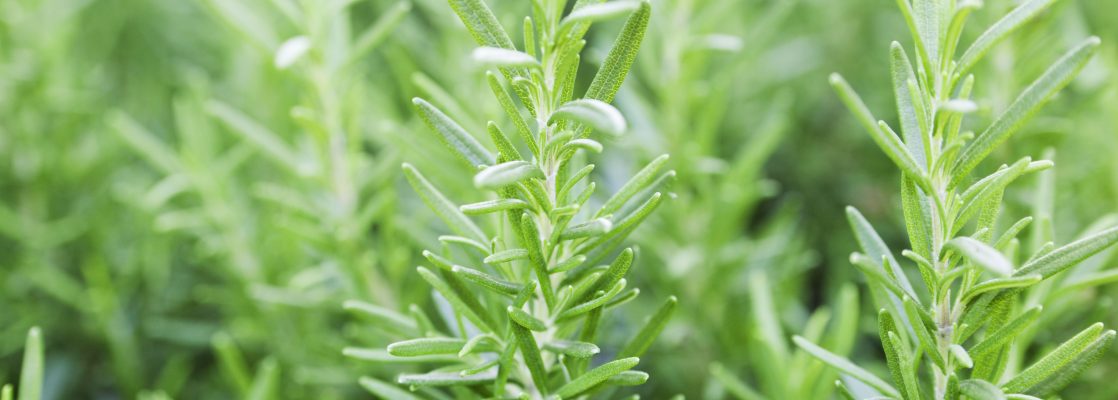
top-left (795, 0), bottom-right (1118, 399)
top-left (344, 0), bottom-right (675, 398)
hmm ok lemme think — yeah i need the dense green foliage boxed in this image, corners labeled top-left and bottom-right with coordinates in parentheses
top-left (2, 0), bottom-right (1117, 399)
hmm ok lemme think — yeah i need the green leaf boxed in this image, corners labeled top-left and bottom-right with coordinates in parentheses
top-left (544, 340), bottom-right (601, 359)
top-left (18, 327), bottom-right (42, 400)
top-left (212, 332), bottom-right (252, 395)
top-left (955, 0), bottom-right (1061, 76)
top-left (472, 46), bottom-right (540, 68)
top-left (958, 379), bottom-right (1005, 400)
top-left (453, 266), bottom-right (522, 295)
top-left (792, 336), bottom-right (901, 399)
top-left (891, 42), bottom-right (927, 169)
top-left (416, 267), bottom-right (496, 331)
top-left (474, 160), bottom-right (543, 189)
top-left (970, 306), bottom-right (1046, 359)
top-left (109, 112), bottom-right (183, 175)
top-left (846, 207), bottom-right (916, 296)
top-left (913, 0), bottom-right (939, 71)
top-left (1003, 323), bottom-right (1112, 394)
top-left (951, 344), bottom-right (974, 369)
top-left (446, 0), bottom-right (516, 50)
top-left (487, 72), bottom-right (537, 155)
top-left (413, 98), bottom-right (495, 167)
top-left (605, 370), bottom-right (649, 387)
top-left (878, 310), bottom-right (910, 400)
top-left (711, 363), bottom-right (765, 400)
top-left (585, 1), bottom-right (650, 105)
top-left (484, 249), bottom-right (529, 264)
top-left (487, 122), bottom-right (522, 161)
top-left (246, 357), bottom-right (279, 400)
top-left (348, 1), bottom-right (412, 64)
top-left (343, 300), bottom-right (419, 335)
top-left (519, 213), bottom-right (556, 308)
top-left (552, 357), bottom-right (640, 399)
top-left (830, 74), bottom-right (929, 190)
top-left (596, 154), bottom-right (670, 218)
top-left (507, 306), bottom-right (548, 331)
top-left (951, 37), bottom-right (1100, 186)
top-left (510, 321), bottom-right (549, 394)
top-left (461, 199), bottom-right (530, 215)
top-left (1014, 225), bottom-right (1118, 279)
top-left (387, 338), bottom-right (466, 357)
top-left (358, 376), bottom-right (422, 400)
top-left (2, 385), bottom-right (12, 400)
top-left (397, 370), bottom-right (497, 386)
top-left (620, 295), bottom-right (677, 358)
top-left (560, 1), bottom-right (641, 32)
top-left (558, 279), bottom-right (627, 320)
top-left (550, 99), bottom-right (627, 136)
top-left (962, 275), bottom-right (1042, 303)
top-left (946, 237), bottom-right (1014, 276)
top-left (207, 100), bottom-right (308, 174)
top-left (1020, 330), bottom-right (1115, 396)
top-left (559, 218), bottom-right (613, 240)
top-left (402, 164), bottom-right (488, 243)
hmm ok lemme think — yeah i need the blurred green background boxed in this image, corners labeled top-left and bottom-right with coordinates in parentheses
top-left (2, 0), bottom-right (1116, 398)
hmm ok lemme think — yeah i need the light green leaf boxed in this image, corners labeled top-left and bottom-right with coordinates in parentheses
top-left (387, 338), bottom-right (466, 357)
top-left (951, 344), bottom-right (974, 369)
top-left (18, 327), bottom-right (42, 400)
top-left (519, 213), bottom-right (556, 308)
top-left (397, 370), bottom-right (497, 386)
top-left (585, 1), bottom-right (650, 105)
top-left (596, 154), bottom-right (669, 218)
top-left (831, 74), bottom-right (929, 190)
top-left (487, 72), bottom-right (537, 155)
top-left (969, 306), bottom-right (1042, 359)
top-left (358, 376), bottom-right (422, 400)
top-left (402, 164), bottom-right (488, 243)
top-left (559, 218), bottom-right (613, 241)
top-left (1014, 225), bottom-right (1118, 279)
top-left (472, 46), bottom-right (540, 68)
top-left (447, 0), bottom-right (516, 50)
top-left (962, 275), bottom-right (1042, 303)
top-left (793, 336), bottom-right (901, 399)
top-left (550, 99), bottom-right (627, 136)
top-left (510, 321), bottom-right (549, 393)
top-left (552, 357), bottom-right (640, 399)
top-left (605, 370), bottom-right (649, 387)
top-left (413, 98), bottom-right (495, 167)
top-left (110, 112), bottom-right (183, 175)
top-left (484, 249), bottom-right (529, 264)
top-left (474, 160), bottom-right (543, 189)
top-left (958, 379), bottom-right (1005, 400)
top-left (1022, 329), bottom-right (1114, 396)
top-left (955, 0), bottom-right (1061, 76)
top-left (946, 237), bottom-right (1014, 276)
top-left (890, 42), bottom-right (926, 169)
top-left (846, 207), bottom-right (917, 296)
top-left (560, 1), bottom-right (640, 32)
top-left (343, 300), bottom-right (418, 335)
top-left (951, 37), bottom-right (1100, 186)
top-left (207, 100), bottom-right (307, 176)
top-left (348, 1), bottom-right (411, 64)
top-left (416, 267), bottom-right (496, 331)
top-left (246, 358), bottom-right (279, 400)
top-left (453, 266), bottom-right (522, 295)
top-left (544, 340), bottom-right (601, 359)
top-left (507, 306), bottom-right (547, 331)
top-left (461, 199), bottom-right (530, 215)
top-left (619, 295), bottom-right (677, 358)
top-left (1003, 323), bottom-right (1113, 394)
